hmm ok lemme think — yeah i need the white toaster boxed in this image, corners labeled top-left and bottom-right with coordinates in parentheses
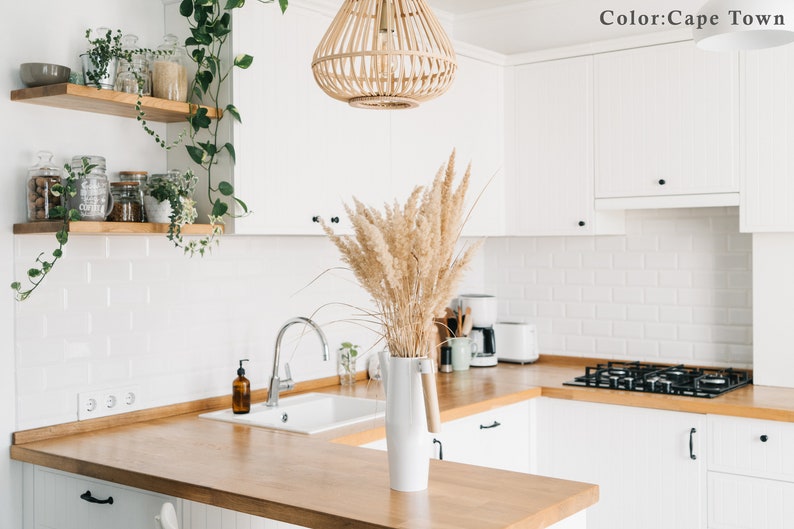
top-left (494, 322), bottom-right (539, 364)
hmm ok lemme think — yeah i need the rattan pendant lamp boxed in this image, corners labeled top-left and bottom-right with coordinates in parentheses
top-left (312, 0), bottom-right (457, 109)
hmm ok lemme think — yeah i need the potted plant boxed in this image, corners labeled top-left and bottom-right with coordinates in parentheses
top-left (337, 342), bottom-right (360, 386)
top-left (82, 27), bottom-right (124, 89)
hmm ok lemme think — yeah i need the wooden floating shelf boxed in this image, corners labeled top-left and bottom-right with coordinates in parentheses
top-left (13, 221), bottom-right (220, 236)
top-left (10, 83), bottom-right (220, 123)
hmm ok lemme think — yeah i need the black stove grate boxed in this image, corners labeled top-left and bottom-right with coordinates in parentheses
top-left (563, 361), bottom-right (752, 398)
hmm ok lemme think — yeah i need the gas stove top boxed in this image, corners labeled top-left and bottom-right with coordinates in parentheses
top-left (563, 361), bottom-right (752, 398)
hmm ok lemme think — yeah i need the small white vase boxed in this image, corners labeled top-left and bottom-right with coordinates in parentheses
top-left (143, 196), bottom-right (173, 224)
top-left (385, 356), bottom-right (430, 492)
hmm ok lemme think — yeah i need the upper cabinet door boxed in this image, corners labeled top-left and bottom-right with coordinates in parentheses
top-left (389, 55), bottom-right (505, 237)
top-left (594, 41), bottom-right (739, 199)
top-left (510, 56), bottom-right (596, 236)
top-left (741, 46), bottom-right (794, 232)
top-left (232, 5), bottom-right (391, 235)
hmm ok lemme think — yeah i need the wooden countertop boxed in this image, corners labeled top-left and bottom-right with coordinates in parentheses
top-left (11, 355), bottom-right (794, 529)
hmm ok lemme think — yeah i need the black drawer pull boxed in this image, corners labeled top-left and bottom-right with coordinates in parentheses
top-left (80, 490), bottom-right (114, 505)
top-left (689, 428), bottom-right (697, 460)
top-left (480, 421), bottom-right (501, 430)
top-left (433, 438), bottom-right (443, 460)
top-left (311, 216), bottom-right (320, 223)
top-left (330, 216), bottom-right (340, 223)
top-left (760, 434), bottom-right (769, 442)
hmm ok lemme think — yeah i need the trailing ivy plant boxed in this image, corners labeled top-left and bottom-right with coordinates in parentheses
top-left (10, 158), bottom-right (91, 301)
top-left (175, 0), bottom-right (288, 256)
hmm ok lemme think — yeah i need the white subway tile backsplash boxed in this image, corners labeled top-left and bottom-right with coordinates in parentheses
top-left (553, 286), bottom-right (582, 302)
top-left (487, 209), bottom-right (751, 368)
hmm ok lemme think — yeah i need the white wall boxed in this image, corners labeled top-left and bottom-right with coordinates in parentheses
top-left (2, 0), bottom-right (169, 524)
top-left (488, 207), bottom-right (752, 367)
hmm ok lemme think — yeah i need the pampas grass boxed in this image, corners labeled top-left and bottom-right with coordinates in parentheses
top-left (322, 150), bottom-right (481, 358)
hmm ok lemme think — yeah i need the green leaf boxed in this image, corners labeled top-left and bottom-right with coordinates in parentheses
top-left (223, 142), bottom-right (236, 163)
top-left (185, 36), bottom-right (199, 47)
top-left (196, 69), bottom-right (214, 92)
top-left (186, 145), bottom-right (207, 165)
top-left (234, 54), bottom-right (253, 69)
top-left (179, 0), bottom-right (194, 16)
top-left (198, 141), bottom-right (217, 156)
top-left (49, 206), bottom-right (66, 219)
top-left (27, 269), bottom-right (42, 278)
top-left (68, 209), bottom-right (81, 221)
top-left (10, 282), bottom-right (21, 291)
top-left (218, 181), bottom-right (234, 196)
top-left (55, 229), bottom-right (69, 245)
top-left (211, 199), bottom-right (229, 217)
top-left (279, 0), bottom-right (288, 13)
top-left (233, 196), bottom-right (249, 213)
top-left (225, 104), bottom-right (241, 123)
top-left (190, 27), bottom-right (212, 45)
top-left (52, 249), bottom-right (63, 258)
top-left (225, 0), bottom-right (245, 8)
top-left (42, 262), bottom-right (52, 273)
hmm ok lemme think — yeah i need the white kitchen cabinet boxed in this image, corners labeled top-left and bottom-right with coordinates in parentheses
top-left (361, 400), bottom-right (531, 473)
top-left (594, 41), bottom-right (739, 202)
top-left (23, 465), bottom-right (181, 529)
top-left (232, 4), bottom-right (391, 235)
top-left (741, 45), bottom-right (794, 232)
top-left (536, 398), bottom-right (706, 529)
top-left (389, 54), bottom-right (505, 237)
top-left (183, 500), bottom-right (305, 529)
top-left (707, 415), bottom-right (794, 529)
top-left (510, 56), bottom-right (624, 236)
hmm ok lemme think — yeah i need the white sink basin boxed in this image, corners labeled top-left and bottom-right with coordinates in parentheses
top-left (199, 393), bottom-right (385, 434)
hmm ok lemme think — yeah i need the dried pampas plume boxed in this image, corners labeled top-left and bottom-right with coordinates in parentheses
top-left (322, 150), bottom-right (482, 358)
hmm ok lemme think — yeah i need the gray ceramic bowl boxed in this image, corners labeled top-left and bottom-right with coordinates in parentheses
top-left (19, 63), bottom-right (71, 88)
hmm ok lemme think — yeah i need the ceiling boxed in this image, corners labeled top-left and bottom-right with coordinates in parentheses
top-left (427, 0), bottom-right (706, 54)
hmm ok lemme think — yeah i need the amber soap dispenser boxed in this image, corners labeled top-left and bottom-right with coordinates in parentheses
top-left (233, 359), bottom-right (250, 414)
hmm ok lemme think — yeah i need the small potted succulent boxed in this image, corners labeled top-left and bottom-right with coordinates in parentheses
top-left (82, 27), bottom-right (124, 89)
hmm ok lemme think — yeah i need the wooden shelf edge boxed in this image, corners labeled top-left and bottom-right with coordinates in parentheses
top-left (10, 83), bottom-right (220, 123)
top-left (13, 221), bottom-right (221, 236)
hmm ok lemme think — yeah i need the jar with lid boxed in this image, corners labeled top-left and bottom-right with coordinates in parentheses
top-left (70, 155), bottom-right (112, 221)
top-left (26, 151), bottom-right (62, 221)
top-left (109, 182), bottom-right (144, 222)
top-left (114, 34), bottom-right (151, 95)
top-left (152, 34), bottom-right (188, 102)
top-left (118, 171), bottom-right (148, 221)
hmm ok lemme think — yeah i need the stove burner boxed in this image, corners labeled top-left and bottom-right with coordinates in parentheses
top-left (563, 361), bottom-right (752, 398)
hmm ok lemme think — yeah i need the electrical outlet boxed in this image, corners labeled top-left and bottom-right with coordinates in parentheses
top-left (78, 385), bottom-right (142, 421)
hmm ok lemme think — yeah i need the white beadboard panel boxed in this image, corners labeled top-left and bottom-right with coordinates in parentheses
top-left (595, 41), bottom-right (739, 198)
top-left (741, 45), bottom-right (794, 232)
top-left (489, 208), bottom-right (752, 367)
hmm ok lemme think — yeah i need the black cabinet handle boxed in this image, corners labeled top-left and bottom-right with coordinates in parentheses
top-left (80, 490), bottom-right (114, 505)
top-left (578, 221), bottom-right (586, 227)
top-left (761, 434), bottom-right (769, 442)
top-left (433, 438), bottom-right (443, 460)
top-left (689, 428), bottom-right (697, 460)
top-left (658, 179), bottom-right (666, 185)
top-left (311, 216), bottom-right (320, 223)
top-left (480, 421), bottom-right (501, 430)
top-left (330, 216), bottom-right (340, 224)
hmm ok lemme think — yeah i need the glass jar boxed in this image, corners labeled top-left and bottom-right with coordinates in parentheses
top-left (70, 155), bottom-right (111, 221)
top-left (152, 34), bottom-right (188, 101)
top-left (114, 34), bottom-right (151, 95)
top-left (109, 182), bottom-right (144, 222)
top-left (26, 151), bottom-right (62, 221)
top-left (118, 171), bottom-right (148, 221)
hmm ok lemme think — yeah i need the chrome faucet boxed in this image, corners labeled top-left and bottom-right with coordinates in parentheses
top-left (266, 316), bottom-right (330, 407)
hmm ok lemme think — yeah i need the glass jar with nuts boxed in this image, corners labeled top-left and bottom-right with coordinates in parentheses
top-left (26, 151), bottom-right (62, 221)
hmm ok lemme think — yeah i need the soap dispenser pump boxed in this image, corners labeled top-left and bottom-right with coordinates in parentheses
top-left (233, 359), bottom-right (250, 414)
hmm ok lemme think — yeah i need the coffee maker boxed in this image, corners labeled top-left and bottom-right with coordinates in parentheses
top-left (459, 294), bottom-right (498, 367)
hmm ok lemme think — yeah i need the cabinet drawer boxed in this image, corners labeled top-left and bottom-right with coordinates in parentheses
top-left (708, 472), bottom-right (794, 529)
top-left (31, 466), bottom-right (180, 529)
top-left (708, 415), bottom-right (794, 482)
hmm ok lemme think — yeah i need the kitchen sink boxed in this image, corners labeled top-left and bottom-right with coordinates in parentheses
top-left (199, 393), bottom-right (386, 434)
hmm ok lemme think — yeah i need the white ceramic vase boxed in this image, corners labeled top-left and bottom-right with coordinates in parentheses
top-left (384, 355), bottom-right (430, 492)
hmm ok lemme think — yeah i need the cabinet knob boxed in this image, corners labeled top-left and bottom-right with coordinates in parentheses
top-left (658, 179), bottom-right (666, 186)
top-left (331, 216), bottom-right (340, 224)
top-left (760, 434), bottom-right (769, 442)
top-left (311, 216), bottom-right (320, 223)
top-left (578, 220), bottom-right (586, 227)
